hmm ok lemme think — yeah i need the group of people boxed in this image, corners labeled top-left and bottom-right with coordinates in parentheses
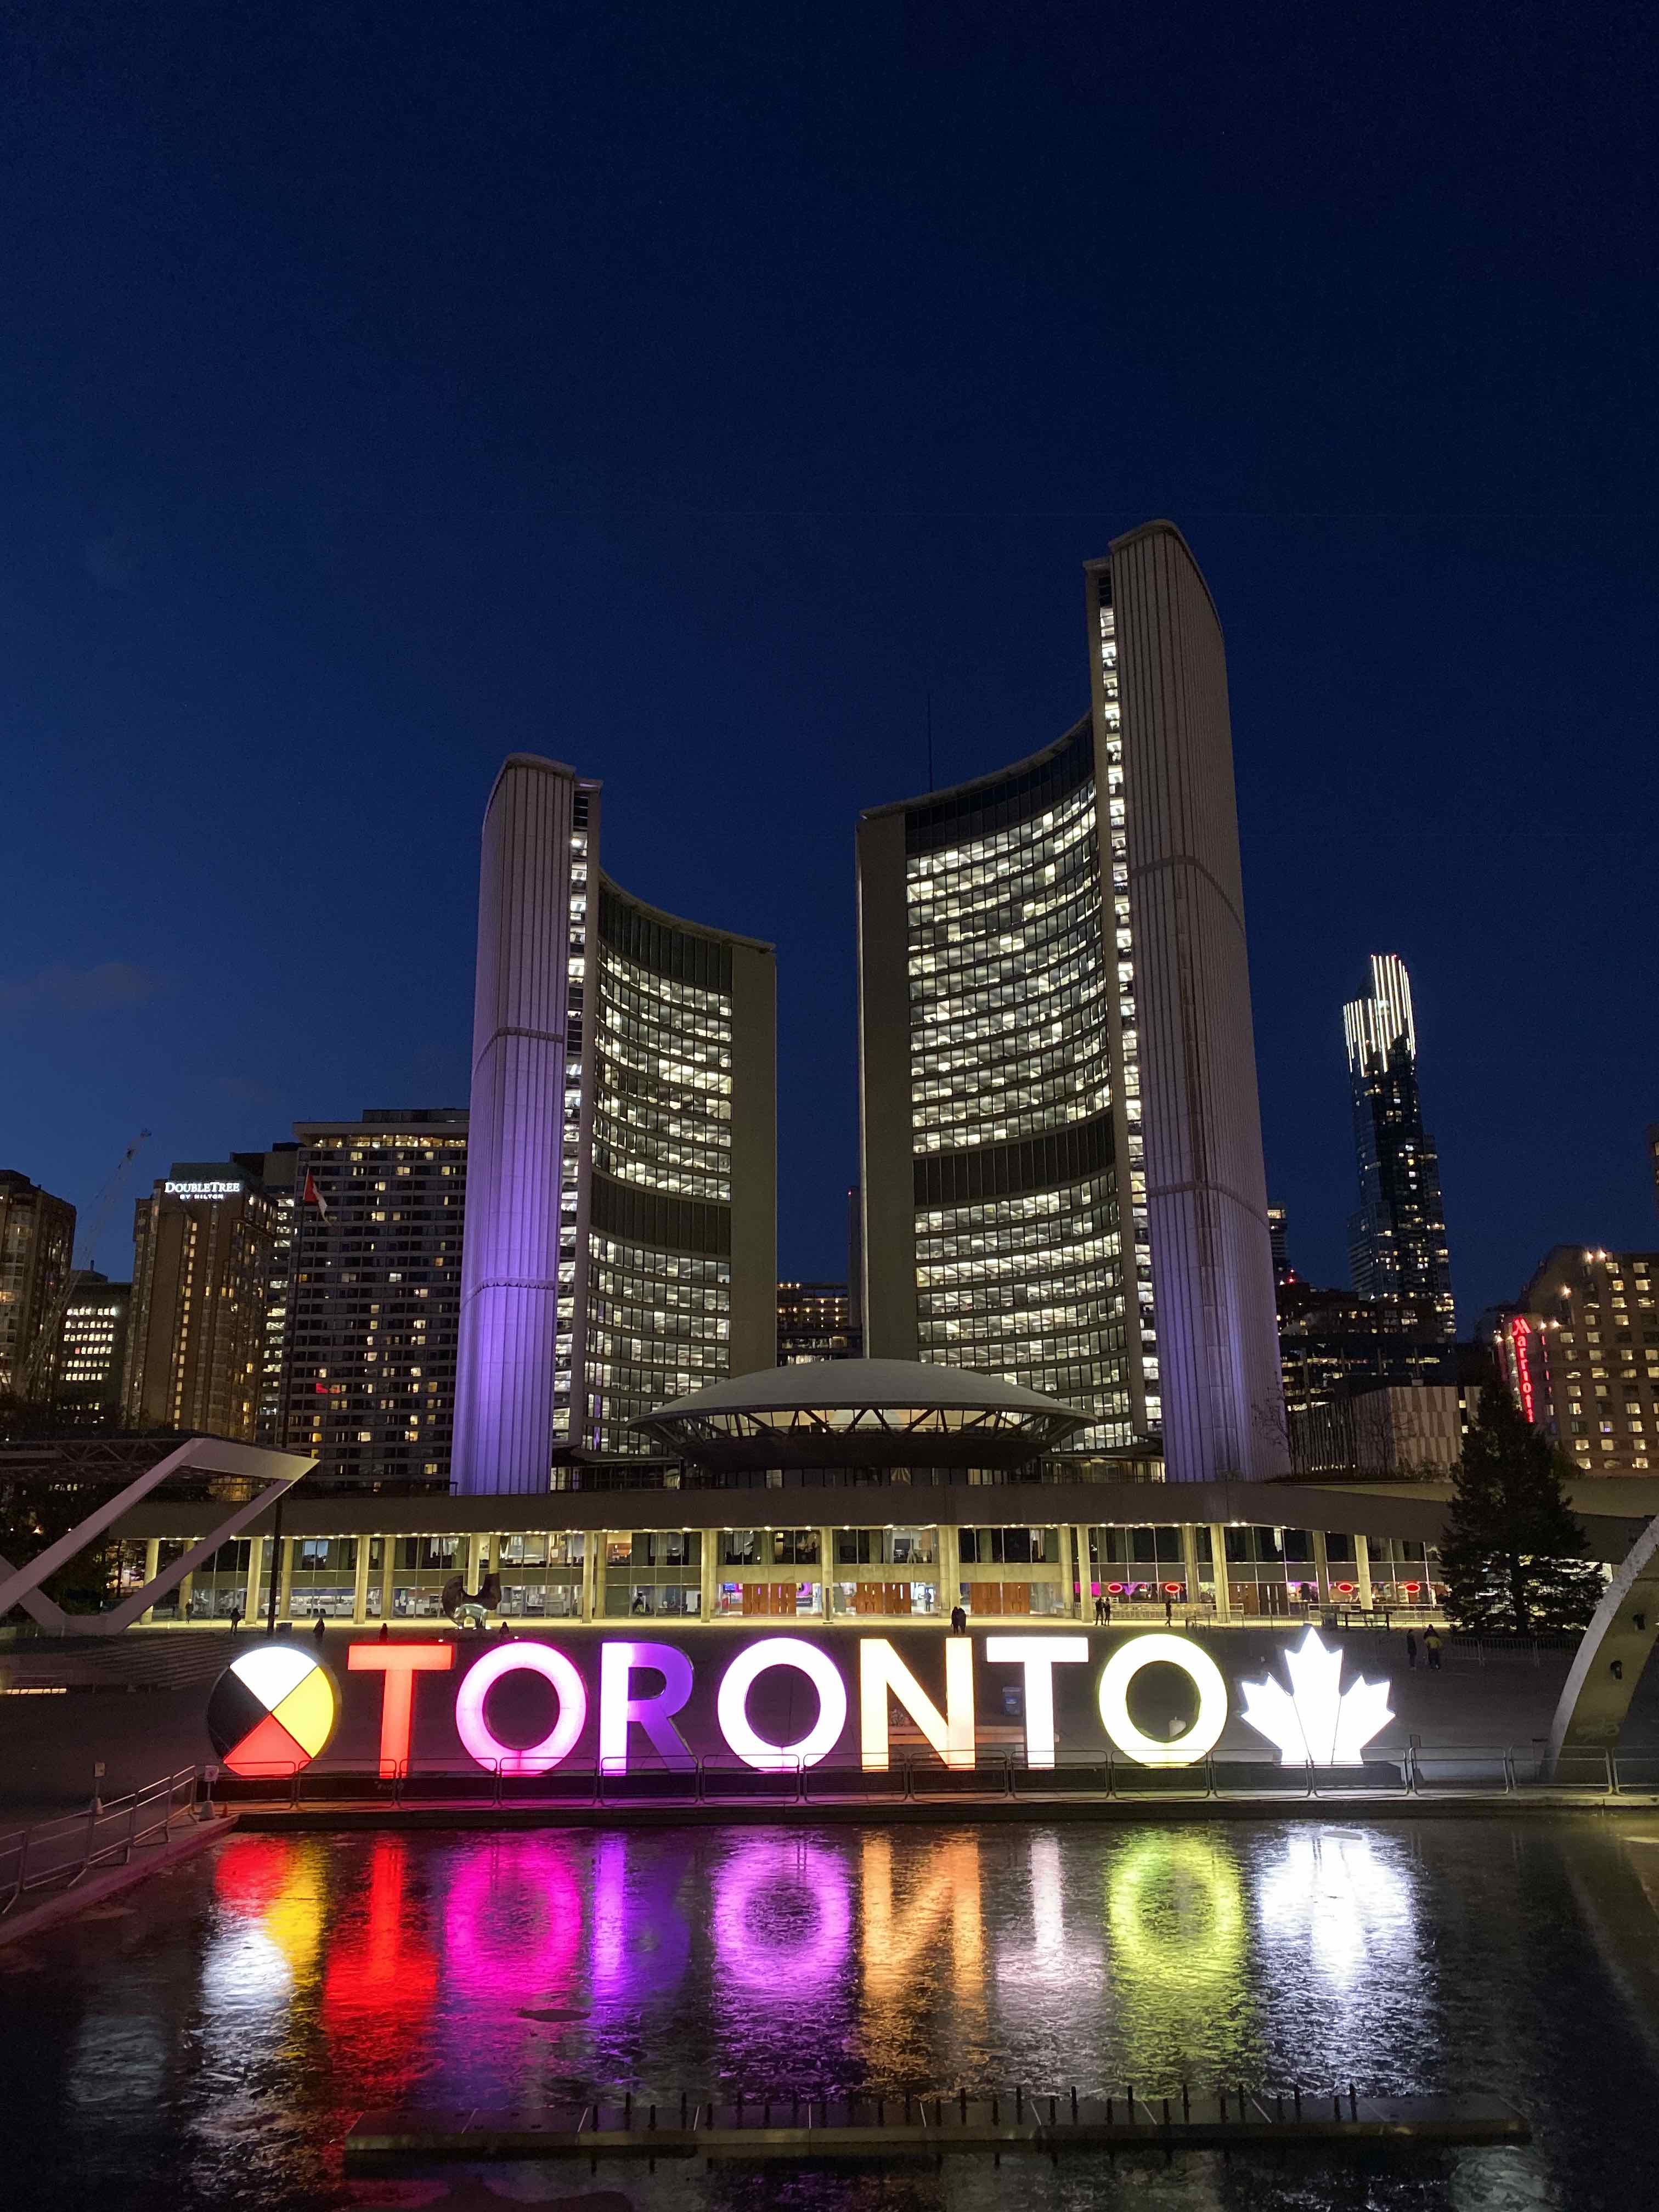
top-left (1405, 1626), bottom-right (1443, 1672)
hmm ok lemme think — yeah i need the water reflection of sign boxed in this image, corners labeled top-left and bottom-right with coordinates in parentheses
top-left (211, 1627), bottom-right (1401, 1779)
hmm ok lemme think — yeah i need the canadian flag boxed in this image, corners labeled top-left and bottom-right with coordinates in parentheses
top-left (302, 1171), bottom-right (329, 1221)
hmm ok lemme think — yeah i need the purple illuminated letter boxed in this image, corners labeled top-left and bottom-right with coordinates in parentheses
top-left (598, 1640), bottom-right (696, 1771)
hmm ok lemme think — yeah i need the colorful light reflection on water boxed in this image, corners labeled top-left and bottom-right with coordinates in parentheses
top-left (4, 1818), bottom-right (1659, 2210)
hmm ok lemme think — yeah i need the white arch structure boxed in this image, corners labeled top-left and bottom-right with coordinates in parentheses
top-left (1547, 1515), bottom-right (1659, 1775)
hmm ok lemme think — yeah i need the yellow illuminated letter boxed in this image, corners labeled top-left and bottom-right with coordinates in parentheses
top-left (859, 1637), bottom-right (976, 1770)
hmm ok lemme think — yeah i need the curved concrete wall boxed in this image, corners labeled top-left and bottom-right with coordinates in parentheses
top-left (452, 756), bottom-right (577, 1495)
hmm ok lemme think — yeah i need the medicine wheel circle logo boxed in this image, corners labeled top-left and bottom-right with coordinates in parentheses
top-left (207, 1646), bottom-right (341, 1776)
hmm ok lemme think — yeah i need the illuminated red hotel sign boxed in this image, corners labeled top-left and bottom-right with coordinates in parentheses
top-left (208, 1629), bottom-right (1393, 1779)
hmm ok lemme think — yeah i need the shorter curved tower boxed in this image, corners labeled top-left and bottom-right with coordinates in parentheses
top-left (453, 757), bottom-right (775, 1494)
top-left (857, 522), bottom-right (1285, 1482)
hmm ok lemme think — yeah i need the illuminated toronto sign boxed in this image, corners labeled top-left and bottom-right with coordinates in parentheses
top-left (200, 1629), bottom-right (1396, 1776)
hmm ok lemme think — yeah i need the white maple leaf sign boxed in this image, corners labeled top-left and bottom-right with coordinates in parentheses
top-left (1238, 1628), bottom-right (1394, 1767)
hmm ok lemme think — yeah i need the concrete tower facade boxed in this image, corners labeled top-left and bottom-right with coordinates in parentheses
top-left (453, 756), bottom-right (777, 1495)
top-left (857, 522), bottom-right (1285, 1481)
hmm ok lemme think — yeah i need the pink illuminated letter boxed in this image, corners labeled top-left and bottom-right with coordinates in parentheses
top-left (598, 1640), bottom-right (696, 1770)
top-left (715, 1636), bottom-right (848, 1770)
top-left (455, 1641), bottom-right (588, 1775)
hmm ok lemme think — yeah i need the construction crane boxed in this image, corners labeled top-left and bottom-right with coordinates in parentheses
top-left (23, 1128), bottom-right (150, 1401)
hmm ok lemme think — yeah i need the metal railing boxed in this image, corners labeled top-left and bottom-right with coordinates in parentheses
top-left (206, 1741), bottom-right (1659, 1812)
top-left (0, 1768), bottom-right (208, 1917)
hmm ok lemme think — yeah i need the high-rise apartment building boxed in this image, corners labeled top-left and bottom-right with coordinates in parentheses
top-left (122, 1164), bottom-right (276, 1439)
top-left (278, 1109), bottom-right (467, 1488)
top-left (0, 1169), bottom-right (76, 1400)
top-left (453, 756), bottom-right (777, 1494)
top-left (856, 522), bottom-right (1285, 1481)
top-left (777, 1282), bottom-right (860, 1363)
top-left (1277, 1280), bottom-right (1452, 1421)
top-left (232, 1143), bottom-right (299, 1448)
top-left (1268, 1205), bottom-right (1291, 1288)
top-left (53, 1272), bottom-right (131, 1426)
top-left (1344, 953), bottom-right (1454, 1339)
top-left (1501, 1245), bottom-right (1659, 1475)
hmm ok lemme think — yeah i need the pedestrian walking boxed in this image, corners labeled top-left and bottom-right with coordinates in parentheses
top-left (1406, 1629), bottom-right (1418, 1669)
top-left (377, 1621), bottom-right (390, 1644)
top-left (1163, 1591), bottom-right (1174, 1627)
top-left (1424, 1625), bottom-right (1442, 1673)
top-left (313, 1613), bottom-right (327, 1645)
top-left (1093, 1594), bottom-right (1108, 1627)
top-left (228, 1599), bottom-right (242, 1638)
top-left (949, 1602), bottom-right (967, 1636)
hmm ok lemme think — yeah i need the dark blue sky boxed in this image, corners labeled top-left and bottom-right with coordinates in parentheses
top-left (2, 3), bottom-right (1655, 1319)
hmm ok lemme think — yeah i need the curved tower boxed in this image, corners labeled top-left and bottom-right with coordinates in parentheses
top-left (857, 521), bottom-right (1285, 1481)
top-left (453, 757), bottom-right (775, 1494)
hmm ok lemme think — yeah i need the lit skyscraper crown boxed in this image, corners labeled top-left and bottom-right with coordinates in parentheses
top-left (1342, 952), bottom-right (1416, 1074)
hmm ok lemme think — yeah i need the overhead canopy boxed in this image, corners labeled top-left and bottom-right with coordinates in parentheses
top-left (634, 1357), bottom-right (1087, 1472)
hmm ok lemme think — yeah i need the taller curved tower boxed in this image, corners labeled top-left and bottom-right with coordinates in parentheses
top-left (453, 757), bottom-right (776, 1494)
top-left (857, 522), bottom-right (1285, 1482)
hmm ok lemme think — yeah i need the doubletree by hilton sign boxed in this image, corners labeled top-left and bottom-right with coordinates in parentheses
top-left (207, 1629), bottom-right (1394, 1780)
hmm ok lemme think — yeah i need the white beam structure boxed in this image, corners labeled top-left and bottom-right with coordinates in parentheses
top-left (0, 1438), bottom-right (315, 1637)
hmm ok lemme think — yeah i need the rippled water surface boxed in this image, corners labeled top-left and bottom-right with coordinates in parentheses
top-left (4, 1815), bottom-right (1659, 2211)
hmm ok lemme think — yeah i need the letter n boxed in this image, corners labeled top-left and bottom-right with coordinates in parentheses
top-left (859, 1637), bottom-right (975, 1771)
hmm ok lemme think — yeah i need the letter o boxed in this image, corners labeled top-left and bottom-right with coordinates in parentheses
top-left (1097, 1633), bottom-right (1228, 1767)
top-left (716, 1636), bottom-right (849, 1771)
top-left (456, 1643), bottom-right (588, 1776)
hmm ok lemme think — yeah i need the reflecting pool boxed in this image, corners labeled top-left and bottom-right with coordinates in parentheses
top-left (4, 1816), bottom-right (1659, 2209)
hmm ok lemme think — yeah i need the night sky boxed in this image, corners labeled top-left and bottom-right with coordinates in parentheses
top-left (3, 5), bottom-right (1655, 1323)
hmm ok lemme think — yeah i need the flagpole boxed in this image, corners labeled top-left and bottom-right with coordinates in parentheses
top-left (266, 1488), bottom-right (284, 1638)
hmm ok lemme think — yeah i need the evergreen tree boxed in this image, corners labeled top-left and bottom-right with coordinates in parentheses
top-left (1440, 1384), bottom-right (1605, 1632)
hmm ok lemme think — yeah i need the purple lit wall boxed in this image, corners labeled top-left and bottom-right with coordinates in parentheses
top-left (1108, 524), bottom-right (1287, 1481)
top-left (452, 755), bottom-right (578, 1494)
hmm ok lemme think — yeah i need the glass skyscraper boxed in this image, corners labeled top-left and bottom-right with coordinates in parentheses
top-left (857, 522), bottom-right (1286, 1482)
top-left (1343, 953), bottom-right (1455, 1340)
top-left (452, 755), bottom-right (777, 1495)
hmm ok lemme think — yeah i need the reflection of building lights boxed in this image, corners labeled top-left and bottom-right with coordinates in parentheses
top-left (456, 1643), bottom-right (586, 1774)
top-left (1238, 1628), bottom-right (1392, 1766)
top-left (859, 1637), bottom-right (975, 1770)
top-left (716, 1635), bottom-right (848, 1770)
top-left (983, 1635), bottom-right (1088, 1768)
top-left (1097, 1633), bottom-right (1228, 1766)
